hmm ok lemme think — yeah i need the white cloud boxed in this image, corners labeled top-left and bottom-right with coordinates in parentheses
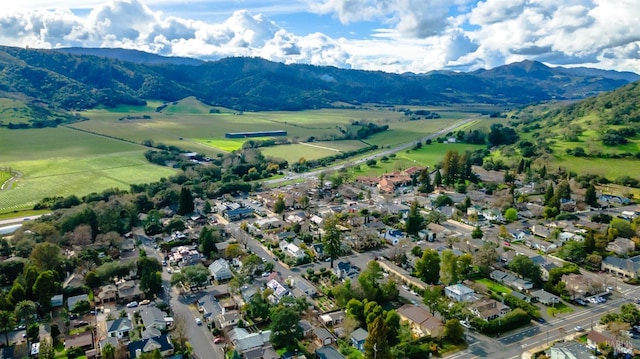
top-left (0, 0), bottom-right (638, 74)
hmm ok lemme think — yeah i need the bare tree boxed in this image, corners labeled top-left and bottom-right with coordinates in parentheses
top-left (172, 312), bottom-right (188, 348)
top-left (342, 316), bottom-right (359, 339)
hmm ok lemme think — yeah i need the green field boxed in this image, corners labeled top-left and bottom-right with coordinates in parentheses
top-left (475, 278), bottom-right (512, 295)
top-left (0, 127), bottom-right (175, 213)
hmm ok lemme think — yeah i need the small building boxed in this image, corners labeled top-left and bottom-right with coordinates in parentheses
top-left (117, 280), bottom-right (144, 304)
top-left (531, 289), bottom-right (561, 306)
top-left (95, 284), bottom-right (118, 304)
top-left (51, 294), bottom-right (64, 308)
top-left (381, 229), bottom-right (406, 245)
top-left (316, 346), bottom-right (345, 359)
top-left (209, 259), bottom-right (233, 281)
top-left (224, 208), bottom-right (254, 222)
top-left (319, 311), bottom-right (345, 326)
top-left (350, 328), bottom-right (368, 351)
top-left (546, 340), bottom-right (593, 359)
top-left (602, 255), bottom-right (640, 279)
top-left (67, 294), bottom-right (90, 312)
top-left (396, 304), bottom-right (443, 337)
top-left (106, 318), bottom-right (132, 339)
top-left (65, 331), bottom-right (94, 351)
top-left (444, 284), bottom-right (476, 303)
top-left (606, 237), bottom-right (635, 256)
top-left (314, 327), bottom-right (334, 346)
top-left (128, 334), bottom-right (174, 358)
top-left (140, 307), bottom-right (172, 331)
top-left (229, 328), bottom-right (272, 354)
top-left (469, 298), bottom-right (510, 321)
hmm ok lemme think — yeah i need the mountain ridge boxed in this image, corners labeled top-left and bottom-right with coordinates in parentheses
top-left (0, 45), bottom-right (637, 112)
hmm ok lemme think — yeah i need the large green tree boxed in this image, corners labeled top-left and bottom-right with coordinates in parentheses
top-left (444, 319), bottom-right (464, 343)
top-left (29, 242), bottom-right (61, 272)
top-left (405, 200), bottom-right (424, 236)
top-left (33, 270), bottom-right (58, 312)
top-left (15, 301), bottom-right (36, 349)
top-left (414, 249), bottom-right (440, 284)
top-left (269, 307), bottom-right (302, 348)
top-left (323, 215), bottom-right (342, 269)
top-left (585, 183), bottom-right (598, 207)
top-left (0, 311), bottom-right (15, 346)
top-left (509, 255), bottom-right (542, 284)
top-left (364, 316), bottom-right (392, 359)
top-left (177, 187), bottom-right (194, 215)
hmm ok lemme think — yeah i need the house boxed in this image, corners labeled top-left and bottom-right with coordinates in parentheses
top-left (606, 237), bottom-right (635, 256)
top-left (561, 274), bottom-right (605, 299)
top-left (381, 229), bottom-right (406, 245)
top-left (298, 320), bottom-right (313, 337)
top-left (314, 327), bottom-right (334, 346)
top-left (67, 294), bottom-right (89, 312)
top-left (316, 346), bottom-right (346, 359)
top-left (51, 294), bottom-right (63, 308)
top-left (482, 208), bottom-right (503, 221)
top-left (396, 304), bottom-right (443, 337)
top-left (540, 262), bottom-right (558, 282)
top-left (335, 261), bottom-right (359, 279)
top-left (99, 337), bottom-right (119, 356)
top-left (106, 318), bottom-right (132, 339)
top-left (254, 217), bottom-right (284, 230)
top-left (141, 327), bottom-right (162, 340)
top-left (95, 284), bottom-right (118, 304)
top-left (602, 255), bottom-right (640, 279)
top-left (586, 330), bottom-right (614, 350)
top-left (319, 311), bottom-right (345, 326)
top-left (426, 223), bottom-right (449, 239)
top-left (546, 340), bottom-right (593, 359)
top-left (65, 331), bottom-right (94, 351)
top-left (531, 225), bottom-right (551, 239)
top-left (350, 328), bottom-right (368, 351)
top-left (418, 229), bottom-right (436, 242)
top-left (531, 289), bottom-right (561, 306)
top-left (291, 277), bottom-right (317, 298)
top-left (510, 229), bottom-right (532, 242)
top-left (209, 259), bottom-right (233, 281)
top-left (280, 242), bottom-right (306, 259)
top-left (117, 280), bottom-right (144, 304)
top-left (444, 284), bottom-right (476, 303)
top-left (224, 208), bottom-right (254, 221)
top-left (141, 307), bottom-right (172, 331)
top-left (128, 335), bottom-right (174, 358)
top-left (243, 346), bottom-right (279, 359)
top-left (266, 279), bottom-right (289, 303)
top-left (490, 270), bottom-right (533, 291)
top-left (218, 311), bottom-right (241, 329)
top-left (509, 291), bottom-right (531, 303)
top-left (469, 298), bottom-right (510, 321)
top-left (229, 328), bottom-right (272, 354)
top-left (210, 284), bottom-right (230, 299)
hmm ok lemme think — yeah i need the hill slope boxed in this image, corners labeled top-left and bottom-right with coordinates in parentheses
top-left (0, 46), bottom-right (636, 112)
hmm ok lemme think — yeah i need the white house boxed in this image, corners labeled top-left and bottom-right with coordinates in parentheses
top-left (444, 284), bottom-right (476, 302)
top-left (279, 242), bottom-right (306, 259)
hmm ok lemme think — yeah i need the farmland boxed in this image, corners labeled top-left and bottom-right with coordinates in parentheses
top-left (0, 97), bottom-right (481, 213)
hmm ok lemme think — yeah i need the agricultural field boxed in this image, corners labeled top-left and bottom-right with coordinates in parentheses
top-left (0, 127), bottom-right (175, 213)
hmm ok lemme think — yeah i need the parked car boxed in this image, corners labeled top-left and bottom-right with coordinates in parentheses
top-left (126, 301), bottom-right (138, 308)
top-left (195, 318), bottom-right (202, 326)
top-left (140, 299), bottom-right (151, 305)
top-left (261, 272), bottom-right (271, 278)
top-left (460, 320), bottom-right (472, 329)
top-left (213, 337), bottom-right (224, 344)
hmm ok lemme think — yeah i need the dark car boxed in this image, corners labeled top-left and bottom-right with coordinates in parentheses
top-left (537, 318), bottom-right (546, 324)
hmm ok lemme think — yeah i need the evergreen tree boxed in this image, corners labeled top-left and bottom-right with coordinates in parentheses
top-left (414, 249), bottom-right (440, 284)
top-left (517, 158), bottom-right (525, 174)
top-left (584, 230), bottom-right (596, 254)
top-left (557, 180), bottom-right (572, 200)
top-left (585, 183), bottom-right (598, 207)
top-left (323, 215), bottom-right (342, 269)
top-left (433, 170), bottom-right (442, 187)
top-left (544, 184), bottom-right (555, 206)
top-left (364, 316), bottom-right (392, 359)
top-left (418, 168), bottom-right (433, 193)
top-left (471, 226), bottom-right (483, 239)
top-left (177, 187), bottom-right (194, 215)
top-left (540, 165), bottom-right (547, 179)
top-left (273, 196), bottom-right (285, 214)
top-left (405, 200), bottom-right (424, 236)
top-left (442, 150), bottom-right (461, 185)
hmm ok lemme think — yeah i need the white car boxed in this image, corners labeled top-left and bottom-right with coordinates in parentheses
top-left (126, 301), bottom-right (138, 308)
top-left (460, 320), bottom-right (472, 329)
top-left (195, 318), bottom-right (202, 326)
top-left (401, 285), bottom-right (410, 291)
top-left (574, 326), bottom-right (585, 332)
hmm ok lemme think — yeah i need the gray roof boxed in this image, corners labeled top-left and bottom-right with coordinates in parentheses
top-left (314, 327), bottom-right (332, 340)
top-left (316, 346), bottom-right (345, 359)
top-left (67, 294), bottom-right (89, 311)
top-left (106, 318), bottom-right (132, 333)
top-left (351, 327), bottom-right (368, 342)
top-left (230, 328), bottom-right (272, 352)
top-left (209, 259), bottom-right (233, 280)
top-left (603, 255), bottom-right (640, 272)
top-left (140, 307), bottom-right (168, 328)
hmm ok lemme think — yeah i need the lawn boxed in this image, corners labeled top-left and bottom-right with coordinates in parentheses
top-left (547, 302), bottom-right (573, 317)
top-left (475, 278), bottom-right (512, 295)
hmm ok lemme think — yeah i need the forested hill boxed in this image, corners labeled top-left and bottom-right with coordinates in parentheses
top-left (0, 45), bottom-right (637, 111)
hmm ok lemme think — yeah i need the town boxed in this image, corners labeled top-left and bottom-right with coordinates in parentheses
top-left (1, 149), bottom-right (639, 359)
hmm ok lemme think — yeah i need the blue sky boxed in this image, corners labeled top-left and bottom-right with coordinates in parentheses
top-left (1, 0), bottom-right (639, 74)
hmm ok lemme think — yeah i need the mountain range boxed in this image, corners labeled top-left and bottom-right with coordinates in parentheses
top-left (0, 45), bottom-right (638, 112)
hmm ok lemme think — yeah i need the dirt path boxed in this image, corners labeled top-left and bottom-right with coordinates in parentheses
top-left (1, 171), bottom-right (21, 190)
top-left (299, 142), bottom-right (342, 152)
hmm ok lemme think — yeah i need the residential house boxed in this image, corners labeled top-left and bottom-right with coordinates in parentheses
top-left (266, 279), bottom-right (289, 303)
top-left (218, 311), bottom-right (241, 329)
top-left (606, 237), bottom-right (635, 256)
top-left (509, 291), bottom-right (531, 303)
top-left (298, 320), bottom-right (313, 338)
top-left (106, 318), bottom-right (132, 340)
top-left (490, 270), bottom-right (533, 291)
top-left (510, 229), bottom-right (533, 242)
top-left (254, 217), bottom-right (284, 231)
top-left (316, 346), bottom-right (346, 359)
top-left (444, 284), bottom-right (476, 303)
top-left (378, 171), bottom-right (412, 193)
top-left (350, 328), bottom-right (368, 351)
top-left (426, 223), bottom-right (449, 239)
top-left (280, 242), bottom-right (306, 260)
top-left (210, 284), bottom-right (230, 299)
top-left (128, 335), bottom-right (174, 358)
top-left (396, 304), bottom-right (443, 337)
top-left (141, 327), bottom-right (162, 340)
top-left (229, 328), bottom-right (272, 354)
top-left (98, 337), bottom-right (119, 357)
top-left (381, 229), bottom-right (406, 245)
top-left (587, 330), bottom-right (615, 350)
top-left (291, 277), bottom-right (317, 298)
top-left (482, 208), bottom-right (503, 221)
top-left (224, 208), bottom-right (254, 221)
top-left (319, 311), bottom-right (345, 326)
top-left (561, 274), bottom-right (605, 299)
top-left (418, 229), bottom-right (436, 242)
top-left (197, 295), bottom-right (219, 322)
top-left (51, 294), bottom-right (63, 308)
top-left (531, 289), bottom-right (561, 306)
top-left (140, 307), bottom-right (172, 331)
top-left (243, 346), bottom-right (279, 359)
top-left (67, 294), bottom-right (89, 312)
top-left (335, 261), bottom-right (359, 279)
top-left (540, 262), bottom-right (559, 282)
top-left (546, 340), bottom-right (593, 359)
top-left (95, 284), bottom-right (118, 305)
top-left (117, 280), bottom-right (144, 304)
top-left (531, 225), bottom-right (551, 239)
top-left (602, 255), bottom-right (640, 279)
top-left (209, 259), bottom-right (233, 282)
top-left (65, 331), bottom-right (94, 351)
top-left (314, 328), bottom-right (334, 346)
top-left (469, 298), bottom-right (510, 321)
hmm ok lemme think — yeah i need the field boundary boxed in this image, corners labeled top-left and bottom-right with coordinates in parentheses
top-left (299, 142), bottom-right (342, 152)
top-left (0, 171), bottom-right (20, 190)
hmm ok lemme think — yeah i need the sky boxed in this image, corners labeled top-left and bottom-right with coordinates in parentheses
top-left (1, 0), bottom-right (639, 74)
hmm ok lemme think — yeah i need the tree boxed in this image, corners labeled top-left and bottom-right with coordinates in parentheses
top-left (440, 250), bottom-right (463, 285)
top-left (557, 180), bottom-right (572, 200)
top-left (15, 301), bottom-right (36, 349)
top-left (38, 340), bottom-right (55, 359)
top-left (7, 282), bottom-right (26, 306)
top-left (323, 215), bottom-right (342, 269)
top-left (183, 264), bottom-right (210, 288)
top-left (509, 255), bottom-right (541, 284)
top-left (358, 261), bottom-right (384, 302)
top-left (444, 319), bottom-right (464, 343)
top-left (224, 243), bottom-right (244, 259)
top-left (404, 200), bottom-right (424, 236)
top-left (33, 270), bottom-right (58, 312)
top-left (0, 311), bottom-right (15, 346)
top-left (544, 184), bottom-right (555, 206)
top-left (471, 226), bottom-right (483, 239)
top-left (346, 299), bottom-right (365, 323)
top-left (557, 240), bottom-right (587, 263)
top-left (418, 168), bottom-right (433, 193)
top-left (177, 187), bottom-right (194, 215)
top-left (270, 307), bottom-right (302, 348)
top-left (199, 227), bottom-right (220, 258)
top-left (414, 249), bottom-right (440, 284)
top-left (273, 196), bottom-right (285, 214)
top-left (433, 170), bottom-right (442, 187)
top-left (385, 310), bottom-right (401, 346)
top-left (585, 183), bottom-right (598, 207)
top-left (423, 286), bottom-right (444, 315)
top-left (364, 316), bottom-right (392, 359)
top-left (504, 208), bottom-right (518, 222)
top-left (101, 342), bottom-right (116, 359)
top-left (246, 292), bottom-right (271, 321)
top-left (140, 271), bottom-right (162, 295)
top-left (29, 242), bottom-right (61, 272)
top-left (473, 243), bottom-right (499, 276)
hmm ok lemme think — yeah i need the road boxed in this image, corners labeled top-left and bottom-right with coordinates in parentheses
top-left (263, 116), bottom-right (480, 185)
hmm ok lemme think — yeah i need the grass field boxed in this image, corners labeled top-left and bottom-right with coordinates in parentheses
top-left (261, 143), bottom-right (341, 162)
top-left (547, 302), bottom-right (573, 317)
top-left (0, 171), bottom-right (11, 187)
top-left (0, 127), bottom-right (175, 213)
top-left (475, 278), bottom-right (512, 295)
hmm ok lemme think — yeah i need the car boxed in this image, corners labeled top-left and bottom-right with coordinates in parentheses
top-left (69, 314), bottom-right (78, 320)
top-left (140, 299), bottom-right (151, 305)
top-left (167, 268), bottom-right (172, 274)
top-left (261, 272), bottom-right (271, 278)
top-left (126, 301), bottom-right (138, 308)
top-left (401, 285), bottom-right (410, 291)
top-left (574, 326), bottom-right (585, 332)
top-left (504, 242), bottom-right (511, 246)
top-left (261, 257), bottom-right (267, 263)
top-left (74, 321), bottom-right (89, 328)
top-left (597, 297), bottom-right (606, 303)
top-left (213, 337), bottom-right (224, 344)
top-left (537, 318), bottom-right (546, 324)
top-left (162, 260), bottom-right (167, 266)
top-left (195, 318), bottom-right (202, 326)
top-left (460, 320), bottom-right (472, 329)
top-left (575, 299), bottom-right (586, 306)
top-left (14, 324), bottom-right (26, 331)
